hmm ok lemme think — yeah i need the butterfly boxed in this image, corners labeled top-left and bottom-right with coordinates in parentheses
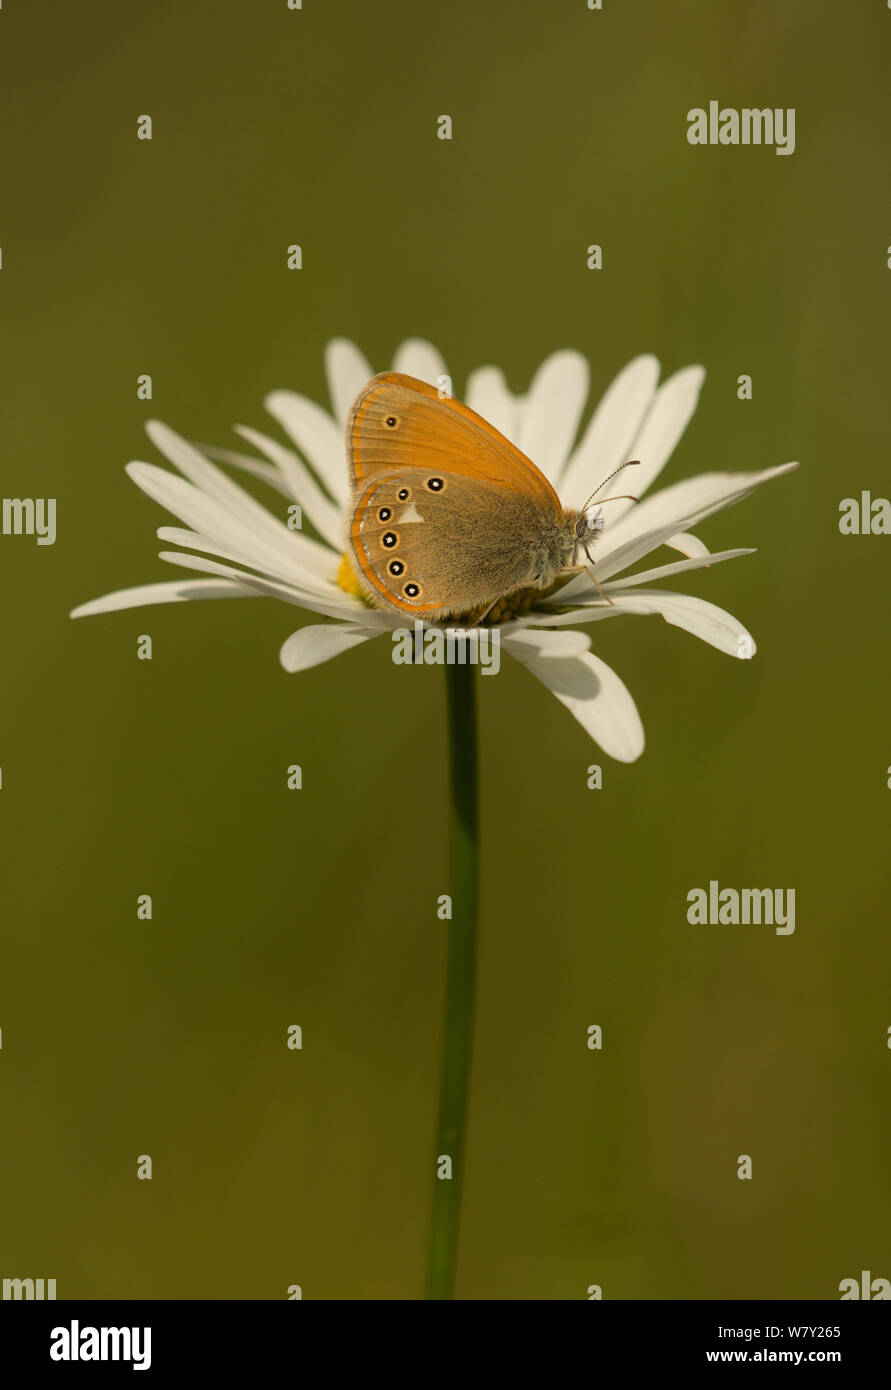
top-left (346, 372), bottom-right (637, 623)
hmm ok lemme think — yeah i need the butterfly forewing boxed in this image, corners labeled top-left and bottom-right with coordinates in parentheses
top-left (349, 374), bottom-right (560, 500)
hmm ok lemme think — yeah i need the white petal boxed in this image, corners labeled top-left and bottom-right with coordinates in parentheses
top-left (263, 391), bottom-right (349, 507)
top-left (70, 578), bottom-right (258, 618)
top-left (604, 365), bottom-right (705, 524)
top-left (665, 531), bottom-right (709, 558)
top-left (280, 622), bottom-right (382, 672)
top-left (157, 549), bottom-right (393, 625)
top-left (499, 627), bottom-right (592, 658)
top-left (545, 546), bottom-right (754, 606)
top-left (607, 589), bottom-right (756, 657)
top-left (503, 637), bottom-right (645, 762)
top-left (126, 461), bottom-right (274, 553)
top-left (532, 590), bottom-right (756, 658)
top-left (595, 517), bottom-right (730, 583)
top-left (235, 425), bottom-right (344, 550)
top-left (391, 338), bottom-right (448, 387)
top-left (595, 461), bottom-right (799, 574)
top-left (145, 421), bottom-right (300, 545)
top-left (606, 548), bottom-right (753, 591)
top-left (139, 423), bottom-right (321, 578)
top-left (126, 461), bottom-right (327, 591)
top-left (193, 443), bottom-right (291, 497)
top-left (514, 604), bottom-right (621, 628)
top-left (517, 350), bottom-right (590, 484)
top-left (560, 354), bottom-right (660, 505)
top-left (178, 449), bottom-right (338, 571)
top-left (325, 339), bottom-right (374, 424)
top-left (155, 526), bottom-right (341, 596)
top-left (464, 365), bottom-right (520, 443)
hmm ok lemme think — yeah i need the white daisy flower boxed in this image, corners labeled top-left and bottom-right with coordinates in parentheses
top-left (71, 339), bottom-right (797, 762)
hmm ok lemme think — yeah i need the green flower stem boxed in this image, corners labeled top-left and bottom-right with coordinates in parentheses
top-left (425, 661), bottom-right (480, 1300)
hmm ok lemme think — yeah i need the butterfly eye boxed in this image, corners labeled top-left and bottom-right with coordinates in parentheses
top-left (382, 532), bottom-right (397, 548)
top-left (378, 507), bottom-right (392, 521)
top-left (397, 488), bottom-right (409, 501)
top-left (404, 583), bottom-right (420, 598)
top-left (385, 416), bottom-right (397, 427)
top-left (388, 560), bottom-right (404, 576)
top-left (427, 477), bottom-right (444, 491)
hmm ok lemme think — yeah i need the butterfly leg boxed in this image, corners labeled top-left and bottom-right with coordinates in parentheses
top-left (584, 566), bottom-right (616, 606)
top-left (557, 565), bottom-right (616, 606)
top-left (462, 597), bottom-right (500, 630)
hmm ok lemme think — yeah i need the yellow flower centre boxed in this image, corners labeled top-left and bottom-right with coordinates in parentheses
top-left (337, 553), bottom-right (370, 603)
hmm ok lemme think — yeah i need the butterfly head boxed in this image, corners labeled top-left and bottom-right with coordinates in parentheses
top-left (570, 505), bottom-right (605, 562)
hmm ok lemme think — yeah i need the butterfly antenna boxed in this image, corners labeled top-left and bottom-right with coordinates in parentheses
top-left (581, 460), bottom-right (640, 514)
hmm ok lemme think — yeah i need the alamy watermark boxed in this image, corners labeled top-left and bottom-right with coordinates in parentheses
top-left (687, 102), bottom-right (795, 156)
top-left (838, 492), bottom-right (890, 534)
top-left (50, 1322), bottom-right (151, 1371)
top-left (3, 1276), bottom-right (56, 1299)
top-left (839, 1269), bottom-right (890, 1299)
top-left (687, 881), bottom-right (795, 935)
top-left (1, 497), bottom-right (56, 545)
top-left (392, 622), bottom-right (500, 675)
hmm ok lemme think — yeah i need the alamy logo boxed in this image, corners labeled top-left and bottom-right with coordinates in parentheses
top-left (1, 497), bottom-right (56, 545)
top-left (687, 881), bottom-right (795, 935)
top-left (838, 492), bottom-right (890, 534)
top-left (839, 1270), bottom-right (890, 1299)
top-left (392, 621), bottom-right (501, 675)
top-left (2, 1276), bottom-right (56, 1299)
top-left (50, 1321), bottom-right (151, 1371)
top-left (687, 102), bottom-right (795, 156)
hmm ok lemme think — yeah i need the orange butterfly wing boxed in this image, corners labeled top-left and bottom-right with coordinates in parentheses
top-left (347, 373), bottom-right (563, 614)
top-left (348, 373), bottom-right (561, 504)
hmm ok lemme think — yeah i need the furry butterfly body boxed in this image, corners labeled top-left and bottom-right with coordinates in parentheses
top-left (346, 372), bottom-right (606, 622)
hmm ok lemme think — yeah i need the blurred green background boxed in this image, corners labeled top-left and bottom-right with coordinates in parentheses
top-left (1, 0), bottom-right (889, 1299)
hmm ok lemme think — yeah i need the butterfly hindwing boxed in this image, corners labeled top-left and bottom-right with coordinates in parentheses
top-left (351, 469), bottom-right (551, 617)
